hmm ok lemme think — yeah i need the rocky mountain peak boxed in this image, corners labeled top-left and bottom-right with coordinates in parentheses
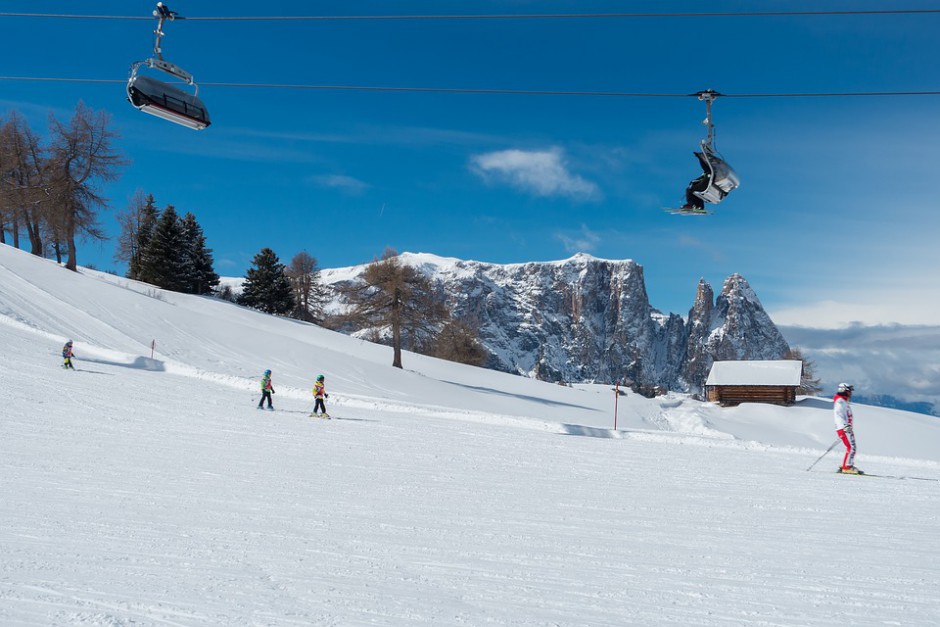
top-left (323, 253), bottom-right (789, 394)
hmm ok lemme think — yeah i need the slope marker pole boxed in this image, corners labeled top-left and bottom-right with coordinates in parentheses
top-left (613, 381), bottom-right (619, 431)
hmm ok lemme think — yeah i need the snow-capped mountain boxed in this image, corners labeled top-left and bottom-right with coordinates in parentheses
top-left (322, 253), bottom-right (790, 392)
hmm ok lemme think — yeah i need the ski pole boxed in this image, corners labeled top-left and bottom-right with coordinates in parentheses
top-left (806, 439), bottom-right (841, 472)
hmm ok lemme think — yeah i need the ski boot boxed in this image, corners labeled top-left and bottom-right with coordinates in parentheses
top-left (838, 466), bottom-right (864, 475)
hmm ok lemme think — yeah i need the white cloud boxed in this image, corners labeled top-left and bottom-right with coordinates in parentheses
top-left (470, 147), bottom-right (600, 200)
top-left (779, 323), bottom-right (940, 412)
top-left (772, 299), bottom-right (940, 328)
top-left (769, 277), bottom-right (940, 328)
top-left (310, 174), bottom-right (370, 194)
top-left (556, 225), bottom-right (601, 253)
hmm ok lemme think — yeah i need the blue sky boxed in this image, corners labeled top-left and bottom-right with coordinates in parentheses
top-left (2, 0), bottom-right (939, 326)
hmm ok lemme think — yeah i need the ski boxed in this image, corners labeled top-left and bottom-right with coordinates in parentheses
top-left (861, 474), bottom-right (939, 482)
top-left (663, 206), bottom-right (711, 216)
top-left (835, 469), bottom-right (939, 482)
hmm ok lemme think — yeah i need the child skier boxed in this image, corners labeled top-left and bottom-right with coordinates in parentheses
top-left (62, 340), bottom-right (75, 370)
top-left (258, 369), bottom-right (275, 410)
top-left (311, 374), bottom-right (330, 418)
top-left (833, 382), bottom-right (861, 474)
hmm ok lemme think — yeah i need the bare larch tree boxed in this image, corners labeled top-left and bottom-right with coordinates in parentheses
top-left (342, 248), bottom-right (447, 369)
top-left (286, 251), bottom-right (328, 323)
top-left (46, 102), bottom-right (126, 271)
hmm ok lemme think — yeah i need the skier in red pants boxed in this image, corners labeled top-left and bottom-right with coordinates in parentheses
top-left (833, 383), bottom-right (861, 474)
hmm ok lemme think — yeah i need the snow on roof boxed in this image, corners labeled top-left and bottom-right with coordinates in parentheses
top-left (705, 360), bottom-right (803, 386)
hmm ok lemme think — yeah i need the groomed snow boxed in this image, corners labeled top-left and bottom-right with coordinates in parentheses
top-left (1, 243), bottom-right (939, 626)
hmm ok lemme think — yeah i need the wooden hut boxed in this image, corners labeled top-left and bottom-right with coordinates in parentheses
top-left (705, 360), bottom-right (802, 406)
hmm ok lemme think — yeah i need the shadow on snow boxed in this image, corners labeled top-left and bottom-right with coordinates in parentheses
top-left (79, 356), bottom-right (166, 372)
top-left (560, 424), bottom-right (620, 439)
top-left (441, 380), bottom-right (601, 412)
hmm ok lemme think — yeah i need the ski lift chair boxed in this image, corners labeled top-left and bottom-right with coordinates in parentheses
top-left (691, 141), bottom-right (739, 204)
top-left (669, 90), bottom-right (740, 215)
top-left (127, 70), bottom-right (210, 130)
top-left (126, 3), bottom-right (210, 130)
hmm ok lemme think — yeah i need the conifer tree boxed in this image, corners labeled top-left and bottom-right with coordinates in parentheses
top-left (115, 191), bottom-right (159, 280)
top-left (138, 205), bottom-right (185, 291)
top-left (180, 212), bottom-right (220, 295)
top-left (239, 247), bottom-right (295, 315)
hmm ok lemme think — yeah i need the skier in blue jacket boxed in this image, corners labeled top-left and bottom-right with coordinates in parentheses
top-left (258, 369), bottom-right (275, 410)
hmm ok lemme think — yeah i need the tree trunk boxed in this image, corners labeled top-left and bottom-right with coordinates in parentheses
top-left (24, 212), bottom-right (42, 256)
top-left (65, 212), bottom-right (77, 271)
top-left (391, 289), bottom-right (403, 369)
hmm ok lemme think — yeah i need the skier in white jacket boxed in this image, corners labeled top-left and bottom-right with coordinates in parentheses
top-left (833, 383), bottom-right (861, 474)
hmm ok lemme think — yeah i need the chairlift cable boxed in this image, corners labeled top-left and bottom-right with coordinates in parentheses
top-left (2, 76), bottom-right (940, 99)
top-left (2, 9), bottom-right (940, 21)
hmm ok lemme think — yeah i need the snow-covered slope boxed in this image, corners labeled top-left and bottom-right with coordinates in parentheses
top-left (2, 242), bottom-right (939, 626)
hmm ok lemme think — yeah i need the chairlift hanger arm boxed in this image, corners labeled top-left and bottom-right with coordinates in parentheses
top-left (695, 89), bottom-right (723, 149)
top-left (136, 3), bottom-right (194, 84)
top-left (126, 2), bottom-right (207, 129)
top-left (152, 3), bottom-right (184, 60)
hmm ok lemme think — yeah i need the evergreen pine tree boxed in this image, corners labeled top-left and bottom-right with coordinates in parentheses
top-left (179, 212), bottom-right (219, 295)
top-left (176, 215), bottom-right (197, 292)
top-left (239, 247), bottom-right (295, 315)
top-left (126, 194), bottom-right (160, 280)
top-left (138, 205), bottom-right (185, 291)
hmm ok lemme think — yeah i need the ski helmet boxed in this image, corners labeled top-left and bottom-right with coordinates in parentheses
top-left (837, 382), bottom-right (854, 394)
top-left (316, 374), bottom-right (324, 382)
top-left (264, 369), bottom-right (272, 375)
top-left (66, 340), bottom-right (72, 345)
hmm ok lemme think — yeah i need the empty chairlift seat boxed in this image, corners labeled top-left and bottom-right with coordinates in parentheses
top-left (127, 74), bottom-right (211, 130)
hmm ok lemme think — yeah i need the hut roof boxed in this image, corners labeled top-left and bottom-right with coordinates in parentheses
top-left (705, 360), bottom-right (802, 387)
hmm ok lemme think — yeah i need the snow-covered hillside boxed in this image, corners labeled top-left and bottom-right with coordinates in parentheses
top-left (2, 242), bottom-right (939, 626)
